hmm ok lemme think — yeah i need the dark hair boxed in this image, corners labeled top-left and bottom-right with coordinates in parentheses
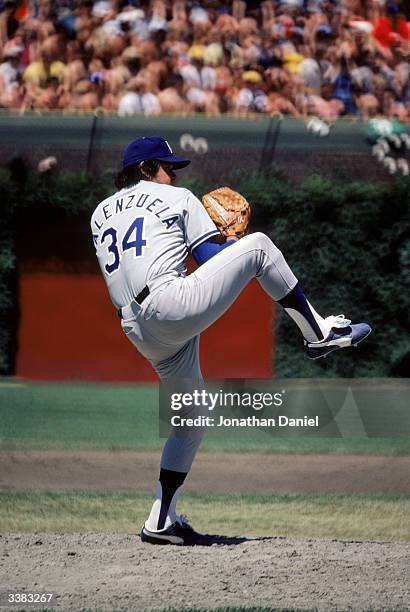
top-left (114, 160), bottom-right (160, 190)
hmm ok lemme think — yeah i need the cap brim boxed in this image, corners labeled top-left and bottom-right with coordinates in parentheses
top-left (156, 154), bottom-right (191, 169)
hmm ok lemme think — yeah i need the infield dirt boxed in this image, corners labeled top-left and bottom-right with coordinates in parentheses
top-left (2, 451), bottom-right (409, 611)
top-left (1, 450), bottom-right (410, 495)
top-left (1, 533), bottom-right (409, 611)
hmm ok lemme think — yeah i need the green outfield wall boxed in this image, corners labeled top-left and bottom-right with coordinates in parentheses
top-left (0, 114), bottom-right (394, 185)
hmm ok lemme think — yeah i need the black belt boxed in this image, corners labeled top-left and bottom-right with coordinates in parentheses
top-left (117, 285), bottom-right (150, 319)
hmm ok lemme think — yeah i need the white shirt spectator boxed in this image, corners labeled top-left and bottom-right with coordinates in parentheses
top-left (130, 18), bottom-right (150, 41)
top-left (279, 0), bottom-right (304, 8)
top-left (351, 66), bottom-right (374, 93)
top-left (179, 64), bottom-right (201, 87)
top-left (118, 92), bottom-right (161, 116)
top-left (236, 88), bottom-right (268, 112)
top-left (148, 15), bottom-right (167, 32)
top-left (189, 6), bottom-right (210, 25)
top-left (200, 66), bottom-right (217, 90)
top-left (102, 19), bottom-right (123, 37)
top-left (116, 9), bottom-right (146, 24)
top-left (300, 58), bottom-right (321, 92)
top-left (0, 61), bottom-right (19, 91)
top-left (179, 64), bottom-right (216, 90)
top-left (236, 88), bottom-right (253, 110)
top-left (92, 1), bottom-right (113, 18)
top-left (185, 87), bottom-right (207, 107)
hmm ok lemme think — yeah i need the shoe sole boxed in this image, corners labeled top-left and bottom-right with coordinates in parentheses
top-left (140, 529), bottom-right (184, 545)
top-left (306, 328), bottom-right (372, 360)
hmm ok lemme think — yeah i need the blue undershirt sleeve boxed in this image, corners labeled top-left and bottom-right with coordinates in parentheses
top-left (192, 238), bottom-right (236, 266)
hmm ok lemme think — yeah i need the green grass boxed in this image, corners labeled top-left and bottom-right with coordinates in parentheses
top-left (0, 382), bottom-right (409, 454)
top-left (0, 490), bottom-right (409, 542)
top-left (0, 383), bottom-right (160, 450)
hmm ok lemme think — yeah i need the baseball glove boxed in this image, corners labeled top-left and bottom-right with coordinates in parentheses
top-left (201, 187), bottom-right (251, 239)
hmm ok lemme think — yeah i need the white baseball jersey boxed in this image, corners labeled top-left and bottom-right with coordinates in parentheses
top-left (91, 180), bottom-right (219, 308)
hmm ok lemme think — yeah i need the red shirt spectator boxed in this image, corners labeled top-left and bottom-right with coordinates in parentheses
top-left (373, 14), bottom-right (410, 48)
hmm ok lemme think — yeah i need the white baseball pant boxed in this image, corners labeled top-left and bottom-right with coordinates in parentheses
top-left (120, 232), bottom-right (298, 471)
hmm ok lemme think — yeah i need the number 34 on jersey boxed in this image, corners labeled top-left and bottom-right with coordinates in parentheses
top-left (97, 216), bottom-right (147, 275)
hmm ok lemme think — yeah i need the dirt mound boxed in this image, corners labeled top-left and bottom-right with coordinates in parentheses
top-left (1, 533), bottom-right (409, 611)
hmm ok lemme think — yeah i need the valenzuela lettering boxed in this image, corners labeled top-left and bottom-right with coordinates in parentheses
top-left (93, 193), bottom-right (177, 231)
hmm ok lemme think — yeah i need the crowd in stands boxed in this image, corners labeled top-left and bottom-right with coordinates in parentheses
top-left (0, 0), bottom-right (409, 119)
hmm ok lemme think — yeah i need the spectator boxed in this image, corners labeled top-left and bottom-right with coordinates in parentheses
top-left (235, 70), bottom-right (268, 114)
top-left (0, 0), bottom-right (408, 119)
top-left (0, 42), bottom-right (25, 109)
top-left (117, 75), bottom-right (161, 116)
top-left (157, 72), bottom-right (190, 113)
top-left (23, 47), bottom-right (66, 86)
top-left (0, 42), bottom-right (23, 94)
top-left (372, 1), bottom-right (410, 57)
top-left (332, 56), bottom-right (358, 114)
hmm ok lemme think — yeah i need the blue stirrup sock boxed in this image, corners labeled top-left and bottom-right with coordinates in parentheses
top-left (278, 283), bottom-right (329, 342)
top-left (145, 468), bottom-right (187, 531)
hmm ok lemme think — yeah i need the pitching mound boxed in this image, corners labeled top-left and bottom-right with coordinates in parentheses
top-left (1, 534), bottom-right (409, 611)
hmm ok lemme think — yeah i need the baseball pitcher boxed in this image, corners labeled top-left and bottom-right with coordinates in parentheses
top-left (91, 136), bottom-right (371, 545)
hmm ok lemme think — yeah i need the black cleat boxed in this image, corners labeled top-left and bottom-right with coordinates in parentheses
top-left (140, 518), bottom-right (214, 546)
top-left (304, 315), bottom-right (372, 360)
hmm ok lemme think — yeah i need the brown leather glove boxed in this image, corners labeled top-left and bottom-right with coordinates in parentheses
top-left (201, 187), bottom-right (251, 240)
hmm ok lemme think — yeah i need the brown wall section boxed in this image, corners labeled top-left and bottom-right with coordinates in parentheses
top-left (17, 273), bottom-right (274, 381)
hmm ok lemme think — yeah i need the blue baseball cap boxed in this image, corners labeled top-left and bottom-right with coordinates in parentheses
top-left (122, 136), bottom-right (191, 170)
